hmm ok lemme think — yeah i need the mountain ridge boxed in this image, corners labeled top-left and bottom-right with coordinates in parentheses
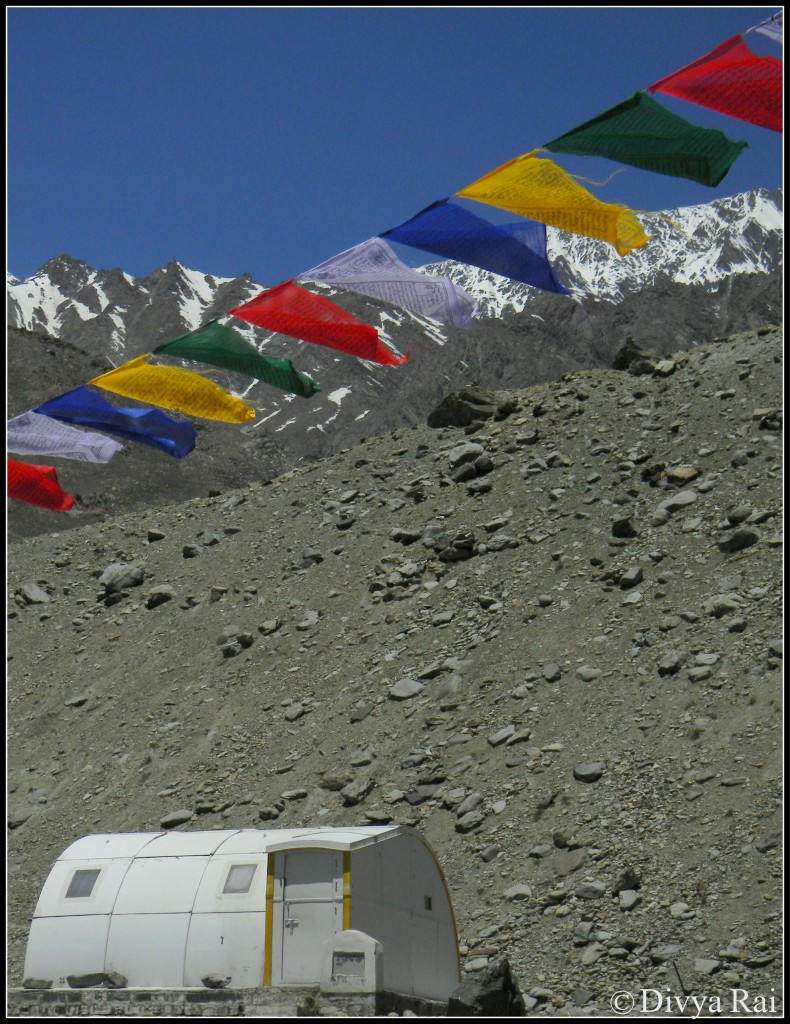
top-left (7, 187), bottom-right (783, 540)
top-left (8, 188), bottom-right (783, 350)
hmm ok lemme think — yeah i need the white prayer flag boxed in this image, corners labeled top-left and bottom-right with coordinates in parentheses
top-left (7, 410), bottom-right (124, 463)
top-left (748, 11), bottom-right (782, 44)
top-left (300, 237), bottom-right (479, 328)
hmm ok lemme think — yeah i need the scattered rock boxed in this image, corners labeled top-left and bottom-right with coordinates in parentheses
top-left (17, 583), bottom-right (51, 605)
top-left (8, 810), bottom-right (32, 830)
top-left (389, 678), bottom-right (424, 700)
top-left (340, 778), bottom-right (374, 806)
top-left (573, 763), bottom-right (605, 783)
top-left (6, 322), bottom-right (783, 1001)
top-left (612, 516), bottom-right (638, 539)
top-left (145, 585), bottom-right (175, 609)
top-left (552, 848), bottom-right (587, 877)
top-left (503, 884), bottom-right (532, 901)
top-left (160, 809), bottom-right (194, 829)
top-left (98, 563), bottom-right (144, 594)
top-left (717, 528), bottom-right (760, 554)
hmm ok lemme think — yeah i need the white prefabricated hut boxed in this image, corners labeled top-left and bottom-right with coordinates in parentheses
top-left (24, 825), bottom-right (461, 1001)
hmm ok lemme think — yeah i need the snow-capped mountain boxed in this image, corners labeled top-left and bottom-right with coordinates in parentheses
top-left (8, 188), bottom-right (782, 354)
top-left (426, 187), bottom-right (783, 317)
top-left (7, 188), bottom-right (782, 539)
top-left (7, 260), bottom-right (262, 359)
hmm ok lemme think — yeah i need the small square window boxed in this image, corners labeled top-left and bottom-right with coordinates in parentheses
top-left (424, 895), bottom-right (433, 912)
top-left (66, 869), bottom-right (101, 899)
top-left (223, 864), bottom-right (257, 894)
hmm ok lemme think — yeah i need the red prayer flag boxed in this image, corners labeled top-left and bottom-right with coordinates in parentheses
top-left (7, 458), bottom-right (77, 511)
top-left (649, 35), bottom-right (782, 133)
top-left (228, 280), bottom-right (408, 367)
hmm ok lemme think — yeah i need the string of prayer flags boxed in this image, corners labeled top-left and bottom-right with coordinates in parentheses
top-left (456, 151), bottom-right (649, 257)
top-left (545, 91), bottom-right (747, 187)
top-left (648, 35), bottom-right (782, 133)
top-left (7, 410), bottom-right (124, 463)
top-left (381, 199), bottom-right (569, 294)
top-left (35, 386), bottom-right (197, 459)
top-left (154, 320), bottom-right (321, 398)
top-left (746, 11), bottom-right (782, 45)
top-left (300, 237), bottom-right (479, 328)
top-left (229, 280), bottom-right (408, 366)
top-left (90, 356), bottom-right (257, 424)
top-left (8, 458), bottom-right (76, 512)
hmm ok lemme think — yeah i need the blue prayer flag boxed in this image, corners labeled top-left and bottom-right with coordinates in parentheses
top-left (381, 199), bottom-right (569, 295)
top-left (35, 386), bottom-right (196, 459)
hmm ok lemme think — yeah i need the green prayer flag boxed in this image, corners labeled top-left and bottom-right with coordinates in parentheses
top-left (544, 91), bottom-right (747, 187)
top-left (154, 320), bottom-right (321, 398)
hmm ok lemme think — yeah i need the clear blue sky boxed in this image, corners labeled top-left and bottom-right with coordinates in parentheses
top-left (7, 6), bottom-right (783, 285)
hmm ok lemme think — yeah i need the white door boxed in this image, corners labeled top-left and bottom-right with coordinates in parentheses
top-left (273, 849), bottom-right (343, 984)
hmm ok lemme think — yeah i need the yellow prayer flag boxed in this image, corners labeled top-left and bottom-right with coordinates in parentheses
top-left (456, 151), bottom-right (649, 257)
top-left (90, 355), bottom-right (256, 424)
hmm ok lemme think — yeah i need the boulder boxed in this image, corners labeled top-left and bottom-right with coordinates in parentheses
top-left (612, 335), bottom-right (657, 375)
top-left (448, 955), bottom-right (526, 1016)
top-left (428, 386), bottom-right (500, 428)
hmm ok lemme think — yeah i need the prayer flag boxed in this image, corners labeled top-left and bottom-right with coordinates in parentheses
top-left (456, 151), bottom-right (649, 256)
top-left (300, 237), bottom-right (479, 328)
top-left (90, 355), bottom-right (256, 424)
top-left (649, 35), bottom-right (782, 133)
top-left (7, 410), bottom-right (124, 463)
top-left (381, 199), bottom-right (569, 294)
top-left (8, 458), bottom-right (76, 512)
top-left (747, 11), bottom-right (782, 45)
top-left (545, 91), bottom-right (747, 187)
top-left (154, 320), bottom-right (320, 398)
top-left (229, 280), bottom-right (407, 366)
top-left (35, 386), bottom-right (196, 459)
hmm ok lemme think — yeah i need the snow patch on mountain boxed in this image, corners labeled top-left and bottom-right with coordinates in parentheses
top-left (91, 280), bottom-right (109, 310)
top-left (328, 387), bottom-right (352, 406)
top-left (69, 297), bottom-right (96, 322)
top-left (175, 266), bottom-right (235, 330)
top-left (9, 272), bottom-right (74, 335)
top-left (107, 310), bottom-right (126, 348)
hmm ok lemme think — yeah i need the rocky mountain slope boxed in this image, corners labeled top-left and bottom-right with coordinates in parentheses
top-left (7, 323), bottom-right (783, 1013)
top-left (7, 260), bottom-right (781, 543)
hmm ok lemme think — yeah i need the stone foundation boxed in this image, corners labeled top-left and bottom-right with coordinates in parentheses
top-left (7, 986), bottom-right (447, 1017)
